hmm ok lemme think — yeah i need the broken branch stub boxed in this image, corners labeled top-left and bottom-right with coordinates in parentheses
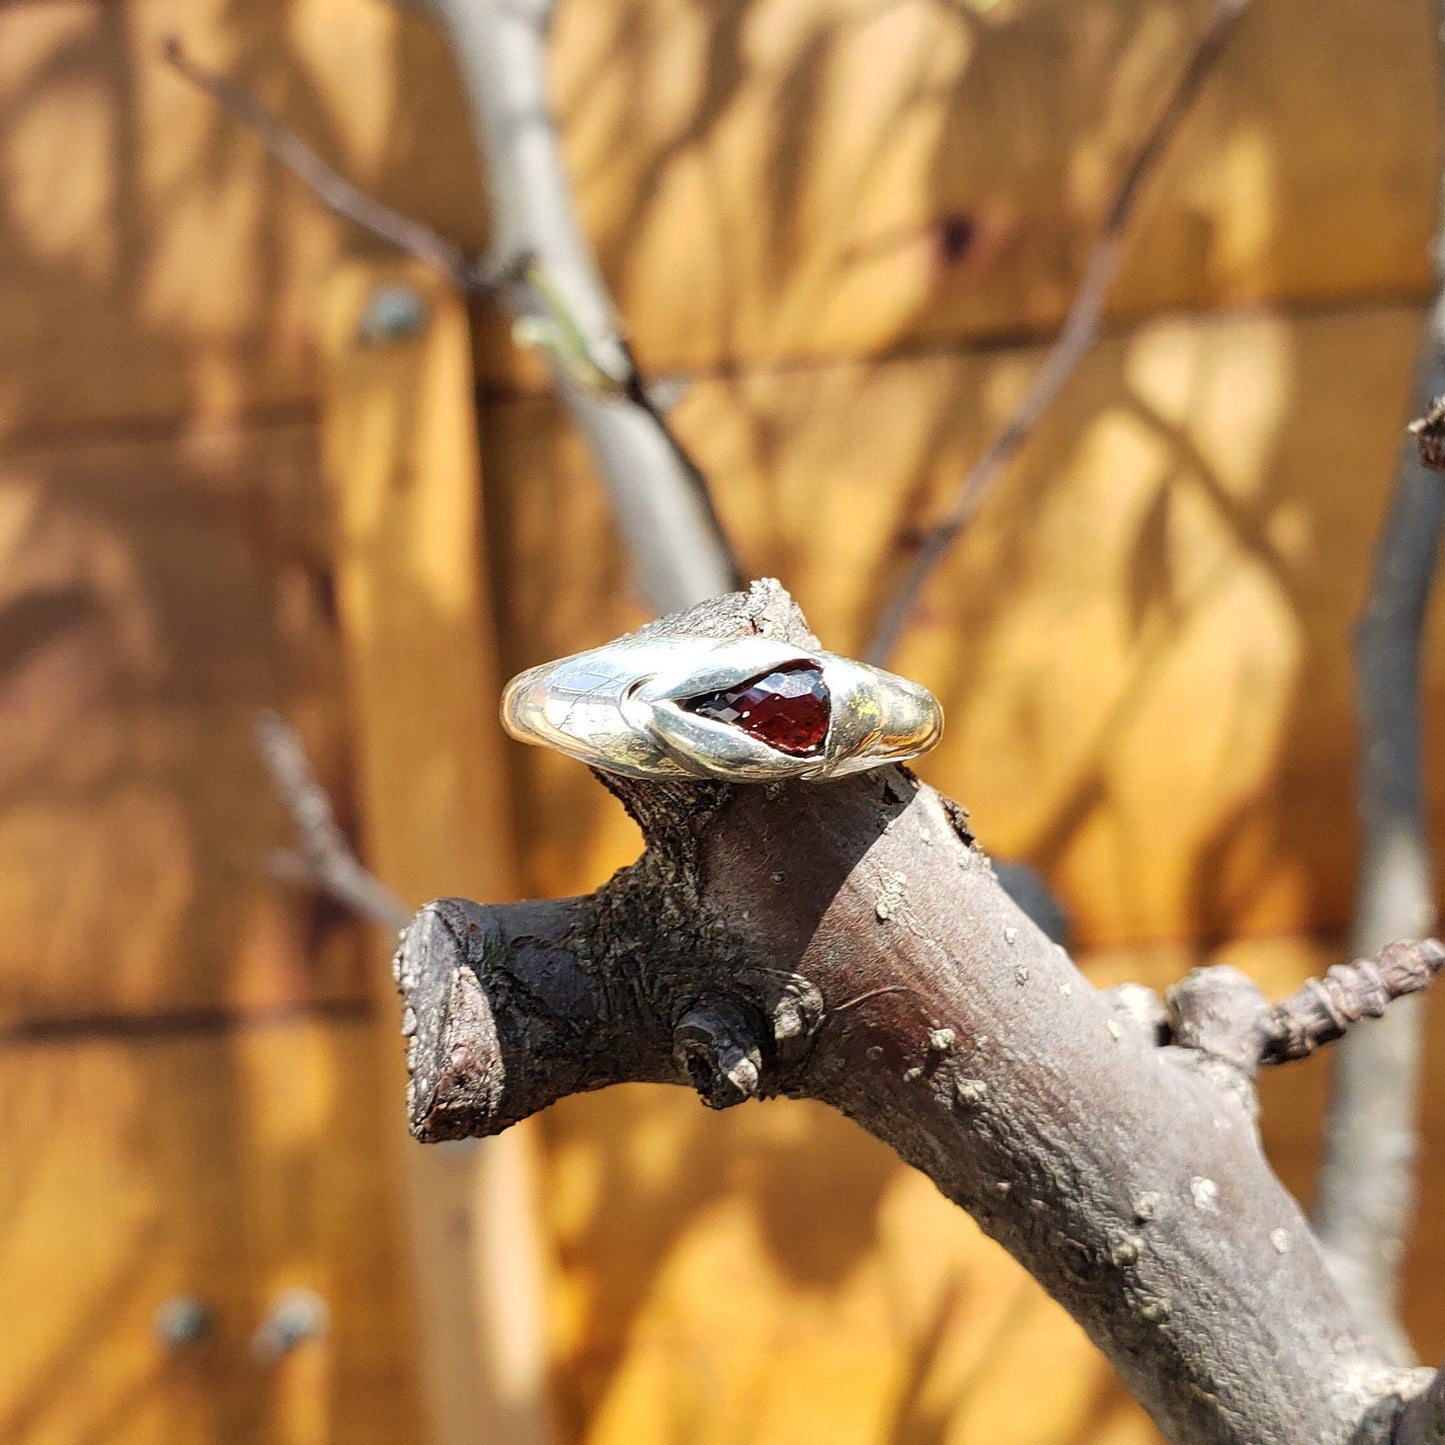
top-left (394, 581), bottom-right (1431, 1445)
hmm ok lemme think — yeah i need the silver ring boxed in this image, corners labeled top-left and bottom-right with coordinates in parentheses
top-left (501, 633), bottom-right (942, 782)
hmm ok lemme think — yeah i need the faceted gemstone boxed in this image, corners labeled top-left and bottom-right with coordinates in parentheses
top-left (681, 661), bottom-right (830, 756)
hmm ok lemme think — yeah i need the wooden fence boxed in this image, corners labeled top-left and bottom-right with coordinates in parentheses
top-left (2, 1), bottom-right (1444, 1441)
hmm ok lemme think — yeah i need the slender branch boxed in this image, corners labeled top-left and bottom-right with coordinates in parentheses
top-left (1311, 1), bottom-right (1445, 1358)
top-left (394, 580), bottom-right (1431, 1445)
top-left (254, 710), bottom-right (411, 932)
top-left (406, 0), bottom-right (742, 614)
top-left (866, 0), bottom-right (1254, 664)
top-left (162, 38), bottom-right (484, 292)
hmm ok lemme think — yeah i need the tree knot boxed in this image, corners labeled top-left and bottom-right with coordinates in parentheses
top-left (673, 998), bottom-right (765, 1109)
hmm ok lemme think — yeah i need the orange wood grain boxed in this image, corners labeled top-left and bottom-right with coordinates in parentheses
top-left (317, 254), bottom-right (551, 1445)
top-left (0, 422), bottom-right (362, 1027)
top-left (0, 1017), bottom-right (422, 1445)
top-left (0, 0), bottom-right (1436, 441)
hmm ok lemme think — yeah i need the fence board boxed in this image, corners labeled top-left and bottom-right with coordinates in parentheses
top-left (0, 1017), bottom-right (422, 1445)
top-left (0, 422), bottom-right (359, 1026)
top-left (317, 254), bottom-right (551, 1445)
top-left (0, 0), bottom-right (1436, 441)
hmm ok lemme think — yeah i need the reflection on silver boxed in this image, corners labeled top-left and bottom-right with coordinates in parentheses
top-left (501, 633), bottom-right (942, 782)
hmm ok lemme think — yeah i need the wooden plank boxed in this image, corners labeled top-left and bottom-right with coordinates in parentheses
top-left (0, 0), bottom-right (1437, 440)
top-left (0, 949), bottom-right (1430, 1445)
top-left (0, 422), bottom-right (363, 1026)
top-left (553, 0), bottom-right (1437, 373)
top-left (539, 935), bottom-right (1445, 1445)
top-left (485, 301), bottom-right (1445, 949)
top-left (317, 255), bottom-right (551, 1445)
top-left (0, 1017), bottom-right (423, 1445)
top-left (0, 0), bottom-right (487, 444)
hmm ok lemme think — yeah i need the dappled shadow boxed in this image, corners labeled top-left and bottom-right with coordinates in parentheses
top-left (0, 1), bottom-right (468, 1436)
top-left (5, 0), bottom-right (1443, 1439)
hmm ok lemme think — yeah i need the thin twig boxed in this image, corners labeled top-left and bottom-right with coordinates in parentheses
top-left (1261, 939), bottom-right (1445, 1065)
top-left (866, 0), bottom-right (1254, 664)
top-left (254, 710), bottom-right (411, 932)
top-left (1308, 4), bottom-right (1445, 1359)
top-left (162, 37), bottom-right (485, 292)
top-left (1311, 356), bottom-right (1445, 1361)
top-left (1163, 940), bottom-right (1445, 1079)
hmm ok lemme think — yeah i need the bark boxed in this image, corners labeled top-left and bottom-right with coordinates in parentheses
top-left (393, 581), bottom-right (1430, 1445)
top-left (414, 0), bottom-right (740, 614)
top-left (1396, 1359), bottom-right (1445, 1444)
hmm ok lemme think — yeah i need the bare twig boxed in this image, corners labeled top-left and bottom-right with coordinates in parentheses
top-left (1266, 939), bottom-right (1445, 1065)
top-left (162, 38), bottom-right (486, 292)
top-left (866, 0), bottom-right (1254, 664)
top-left (164, 22), bottom-right (739, 612)
top-left (1163, 941), bottom-right (1445, 1082)
top-left (1310, 2), bottom-right (1445, 1358)
top-left (167, 22), bottom-right (739, 613)
top-left (406, 0), bottom-right (741, 614)
top-left (254, 710), bottom-right (410, 932)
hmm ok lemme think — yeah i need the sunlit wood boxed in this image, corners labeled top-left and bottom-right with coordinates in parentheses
top-left (317, 255), bottom-right (551, 1445)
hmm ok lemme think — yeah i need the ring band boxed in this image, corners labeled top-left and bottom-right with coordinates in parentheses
top-left (501, 633), bottom-right (942, 782)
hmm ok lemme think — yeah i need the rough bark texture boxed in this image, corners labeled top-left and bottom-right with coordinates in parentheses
top-left (1395, 1359), bottom-right (1445, 1445)
top-left (391, 581), bottom-right (1437, 1445)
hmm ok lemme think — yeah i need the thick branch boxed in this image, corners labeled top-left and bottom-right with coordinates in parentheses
top-left (409, 0), bottom-right (741, 614)
top-left (394, 581), bottom-right (1425, 1445)
top-left (1312, 5), bottom-right (1445, 1356)
top-left (1395, 1360), bottom-right (1445, 1445)
top-left (866, 0), bottom-right (1253, 663)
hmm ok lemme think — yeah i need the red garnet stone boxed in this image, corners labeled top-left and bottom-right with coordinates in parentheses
top-left (681, 661), bottom-right (831, 756)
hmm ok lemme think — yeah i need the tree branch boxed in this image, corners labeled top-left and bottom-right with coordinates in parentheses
top-left (254, 710), bottom-right (410, 932)
top-left (404, 0), bottom-right (741, 614)
top-left (393, 579), bottom-right (1433, 1445)
top-left (1164, 941), bottom-right (1445, 1080)
top-left (1311, 3), bottom-right (1445, 1358)
top-left (162, 38), bottom-right (484, 293)
top-left (866, 0), bottom-right (1254, 664)
top-left (167, 18), bottom-right (739, 613)
top-left (1394, 1359), bottom-right (1445, 1445)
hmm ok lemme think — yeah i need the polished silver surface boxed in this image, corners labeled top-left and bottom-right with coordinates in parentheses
top-left (501, 633), bottom-right (942, 782)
